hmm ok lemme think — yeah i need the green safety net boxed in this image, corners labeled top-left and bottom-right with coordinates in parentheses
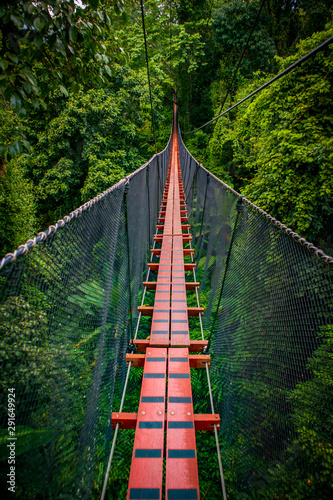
top-left (0, 120), bottom-right (332, 500)
top-left (178, 127), bottom-right (333, 499)
top-left (0, 139), bottom-right (170, 499)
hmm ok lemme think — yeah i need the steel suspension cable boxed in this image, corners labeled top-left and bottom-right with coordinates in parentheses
top-left (140, 0), bottom-right (158, 154)
top-left (182, 36), bottom-right (333, 136)
top-left (197, 0), bottom-right (267, 161)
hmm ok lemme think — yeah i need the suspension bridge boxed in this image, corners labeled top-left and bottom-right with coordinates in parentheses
top-left (0, 97), bottom-right (333, 498)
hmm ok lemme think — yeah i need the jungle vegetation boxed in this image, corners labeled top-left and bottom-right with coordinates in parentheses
top-left (0, 0), bottom-right (332, 256)
top-left (0, 1), bottom-right (333, 500)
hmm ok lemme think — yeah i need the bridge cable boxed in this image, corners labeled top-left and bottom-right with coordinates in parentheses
top-left (197, 0), bottom-right (267, 161)
top-left (140, 0), bottom-right (158, 154)
top-left (183, 0), bottom-right (266, 142)
top-left (182, 35), bottom-right (333, 137)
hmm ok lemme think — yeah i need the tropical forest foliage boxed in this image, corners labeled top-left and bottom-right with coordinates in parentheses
top-left (1, 1), bottom-right (333, 499)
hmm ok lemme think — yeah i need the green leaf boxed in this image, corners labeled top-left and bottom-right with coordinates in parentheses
top-left (20, 69), bottom-right (37, 87)
top-left (55, 17), bottom-right (62, 30)
top-left (10, 93), bottom-right (22, 111)
top-left (122, 11), bottom-right (128, 23)
top-left (10, 14), bottom-right (24, 29)
top-left (8, 144), bottom-right (17, 157)
top-left (88, 0), bottom-right (99, 8)
top-left (69, 25), bottom-right (78, 42)
top-left (34, 35), bottom-right (43, 47)
top-left (105, 12), bottom-right (112, 27)
top-left (104, 65), bottom-right (112, 77)
top-left (56, 39), bottom-right (66, 57)
top-left (0, 61), bottom-right (8, 70)
top-left (8, 54), bottom-right (19, 64)
top-left (59, 85), bottom-right (69, 97)
top-left (33, 16), bottom-right (46, 32)
top-left (0, 6), bottom-right (5, 18)
top-left (97, 10), bottom-right (104, 22)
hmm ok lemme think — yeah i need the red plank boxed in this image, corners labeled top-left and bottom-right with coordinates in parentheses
top-left (131, 339), bottom-right (208, 352)
top-left (126, 353), bottom-right (210, 368)
top-left (112, 413), bottom-right (220, 431)
top-left (166, 348), bottom-right (200, 499)
top-left (138, 306), bottom-right (204, 317)
top-left (127, 348), bottom-right (167, 500)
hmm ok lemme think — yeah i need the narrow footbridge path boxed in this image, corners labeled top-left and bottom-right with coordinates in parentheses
top-left (0, 100), bottom-right (332, 500)
top-left (112, 105), bottom-right (219, 500)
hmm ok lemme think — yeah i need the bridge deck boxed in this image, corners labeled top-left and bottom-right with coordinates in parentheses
top-left (126, 110), bottom-right (207, 500)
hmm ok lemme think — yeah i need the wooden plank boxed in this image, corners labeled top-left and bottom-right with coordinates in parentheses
top-left (126, 353), bottom-right (210, 368)
top-left (142, 281), bottom-right (200, 291)
top-left (112, 413), bottom-right (220, 431)
top-left (138, 306), bottom-right (204, 317)
top-left (127, 347), bottom-right (167, 500)
top-left (154, 234), bottom-right (192, 242)
top-left (166, 348), bottom-right (200, 499)
top-left (131, 339), bottom-right (208, 353)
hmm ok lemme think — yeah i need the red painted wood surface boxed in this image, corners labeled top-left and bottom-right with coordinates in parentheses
top-left (166, 348), bottom-right (200, 499)
top-left (126, 353), bottom-right (210, 369)
top-left (131, 339), bottom-right (208, 353)
top-left (112, 412), bottom-right (220, 431)
top-left (127, 103), bottom-right (204, 499)
top-left (127, 348), bottom-right (167, 500)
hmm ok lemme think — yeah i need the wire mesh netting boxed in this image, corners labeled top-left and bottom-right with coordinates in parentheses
top-left (0, 140), bottom-right (170, 499)
top-left (179, 129), bottom-right (333, 499)
top-left (1, 119), bottom-right (332, 499)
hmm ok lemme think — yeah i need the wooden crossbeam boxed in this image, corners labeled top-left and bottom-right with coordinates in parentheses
top-left (130, 339), bottom-right (208, 353)
top-left (112, 413), bottom-right (220, 431)
top-left (126, 348), bottom-right (167, 499)
top-left (138, 305), bottom-right (204, 317)
top-left (143, 281), bottom-right (200, 290)
top-left (126, 353), bottom-right (210, 368)
top-left (147, 263), bottom-right (196, 271)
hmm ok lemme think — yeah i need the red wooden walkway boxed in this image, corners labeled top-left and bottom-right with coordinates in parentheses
top-left (112, 105), bottom-right (220, 500)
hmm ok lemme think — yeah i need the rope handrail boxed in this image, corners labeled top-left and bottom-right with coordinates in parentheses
top-left (0, 132), bottom-right (173, 271)
top-left (182, 36), bottom-right (333, 135)
top-left (177, 130), bottom-right (333, 265)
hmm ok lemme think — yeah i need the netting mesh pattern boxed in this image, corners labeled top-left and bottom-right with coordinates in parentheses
top-left (179, 130), bottom-right (333, 499)
top-left (1, 121), bottom-right (333, 499)
top-left (0, 142), bottom-right (170, 499)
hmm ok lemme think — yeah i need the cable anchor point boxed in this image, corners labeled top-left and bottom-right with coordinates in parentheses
top-left (127, 342), bottom-right (137, 354)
